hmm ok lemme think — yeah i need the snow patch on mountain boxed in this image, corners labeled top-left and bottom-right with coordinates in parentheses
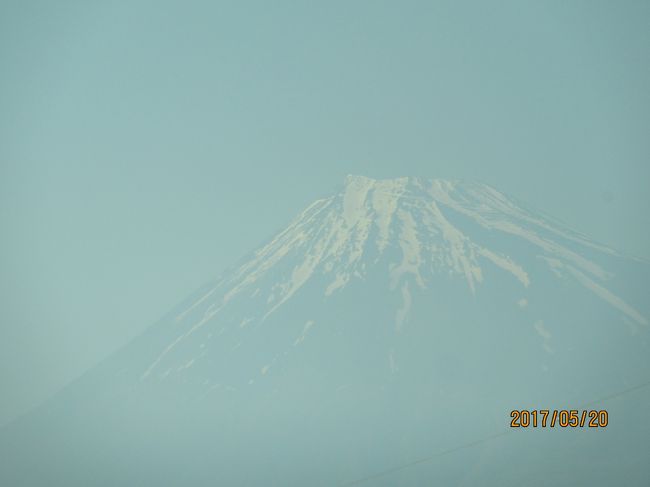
top-left (294, 320), bottom-right (315, 347)
top-left (140, 176), bottom-right (648, 382)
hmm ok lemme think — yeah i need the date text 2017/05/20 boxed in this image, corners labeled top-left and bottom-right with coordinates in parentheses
top-left (510, 409), bottom-right (608, 428)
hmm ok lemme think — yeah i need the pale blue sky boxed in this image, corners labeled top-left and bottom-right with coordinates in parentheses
top-left (1, 0), bottom-right (648, 425)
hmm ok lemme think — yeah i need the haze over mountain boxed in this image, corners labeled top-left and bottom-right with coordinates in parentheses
top-left (2, 176), bottom-right (649, 486)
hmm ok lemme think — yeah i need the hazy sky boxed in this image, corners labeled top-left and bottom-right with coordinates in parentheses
top-left (1, 0), bottom-right (648, 425)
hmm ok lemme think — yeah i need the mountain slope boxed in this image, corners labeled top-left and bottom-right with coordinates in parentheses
top-left (2, 175), bottom-right (649, 487)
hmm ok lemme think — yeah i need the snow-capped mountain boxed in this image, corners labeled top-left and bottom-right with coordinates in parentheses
top-left (2, 175), bottom-right (649, 487)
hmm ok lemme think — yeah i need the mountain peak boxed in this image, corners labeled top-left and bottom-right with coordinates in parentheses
top-left (130, 176), bottom-right (647, 385)
top-left (4, 176), bottom-right (649, 487)
top-left (125, 174), bottom-right (649, 398)
top-left (340, 174), bottom-right (493, 202)
top-left (342, 174), bottom-right (447, 190)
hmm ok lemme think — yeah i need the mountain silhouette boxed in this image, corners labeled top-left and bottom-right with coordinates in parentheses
top-left (2, 176), bottom-right (649, 486)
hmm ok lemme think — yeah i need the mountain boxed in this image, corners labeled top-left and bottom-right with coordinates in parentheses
top-left (2, 175), bottom-right (649, 486)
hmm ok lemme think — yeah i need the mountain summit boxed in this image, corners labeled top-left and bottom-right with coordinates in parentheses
top-left (2, 176), bottom-right (649, 486)
top-left (136, 175), bottom-right (646, 390)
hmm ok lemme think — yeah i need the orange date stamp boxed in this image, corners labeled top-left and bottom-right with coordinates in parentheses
top-left (510, 409), bottom-right (608, 428)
